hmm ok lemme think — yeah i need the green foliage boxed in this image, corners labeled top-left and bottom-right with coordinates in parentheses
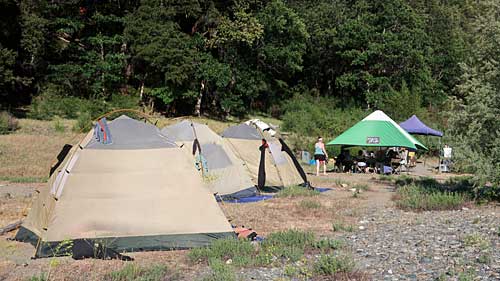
top-left (202, 259), bottom-right (236, 281)
top-left (313, 254), bottom-right (355, 276)
top-left (189, 230), bottom-right (316, 267)
top-left (313, 238), bottom-right (345, 251)
top-left (275, 185), bottom-right (320, 198)
top-left (281, 94), bottom-right (366, 152)
top-left (447, 0), bottom-right (500, 189)
top-left (394, 184), bottom-right (467, 211)
top-left (188, 238), bottom-right (254, 266)
top-left (0, 176), bottom-right (48, 183)
top-left (105, 264), bottom-right (174, 281)
top-left (0, 111), bottom-right (18, 134)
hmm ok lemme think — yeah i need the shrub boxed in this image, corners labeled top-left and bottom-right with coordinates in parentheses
top-left (313, 254), bottom-right (355, 276)
top-left (281, 94), bottom-right (366, 152)
top-left (105, 264), bottom-right (175, 281)
top-left (394, 184), bottom-right (467, 211)
top-left (313, 238), bottom-right (345, 251)
top-left (29, 87), bottom-right (140, 121)
top-left (0, 111), bottom-right (18, 134)
top-left (276, 185), bottom-right (320, 198)
top-left (73, 111), bottom-right (93, 132)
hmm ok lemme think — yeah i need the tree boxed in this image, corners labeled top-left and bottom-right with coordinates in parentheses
top-left (448, 0), bottom-right (500, 187)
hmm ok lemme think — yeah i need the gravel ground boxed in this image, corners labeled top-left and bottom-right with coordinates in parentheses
top-left (348, 205), bottom-right (500, 281)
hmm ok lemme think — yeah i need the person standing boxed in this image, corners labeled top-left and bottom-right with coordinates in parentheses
top-left (314, 137), bottom-right (328, 176)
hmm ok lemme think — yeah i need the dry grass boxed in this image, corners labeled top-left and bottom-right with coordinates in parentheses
top-left (0, 119), bottom-right (82, 180)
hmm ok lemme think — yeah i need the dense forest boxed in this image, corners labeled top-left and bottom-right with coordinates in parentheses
top-left (0, 0), bottom-right (499, 186)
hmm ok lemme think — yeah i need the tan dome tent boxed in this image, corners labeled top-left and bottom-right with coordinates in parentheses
top-left (161, 120), bottom-right (257, 200)
top-left (15, 115), bottom-right (234, 258)
top-left (221, 123), bottom-right (309, 189)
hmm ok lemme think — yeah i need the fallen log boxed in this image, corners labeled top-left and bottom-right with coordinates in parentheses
top-left (0, 220), bottom-right (22, 235)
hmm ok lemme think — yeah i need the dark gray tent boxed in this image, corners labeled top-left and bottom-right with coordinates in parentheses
top-left (161, 120), bottom-right (257, 200)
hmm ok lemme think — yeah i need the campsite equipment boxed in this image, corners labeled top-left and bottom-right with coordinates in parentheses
top-left (15, 115), bottom-right (234, 258)
top-left (327, 110), bottom-right (428, 150)
top-left (221, 123), bottom-right (309, 189)
top-left (161, 120), bottom-right (257, 200)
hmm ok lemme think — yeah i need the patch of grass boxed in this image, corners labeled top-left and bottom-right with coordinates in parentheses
top-left (393, 184), bottom-right (467, 211)
top-left (299, 199), bottom-right (322, 209)
top-left (378, 175), bottom-right (394, 182)
top-left (0, 111), bottom-right (18, 134)
top-left (332, 221), bottom-right (354, 232)
top-left (275, 185), bottom-right (320, 198)
top-left (53, 119), bottom-right (66, 133)
top-left (28, 273), bottom-right (47, 281)
top-left (394, 175), bottom-right (414, 186)
top-left (189, 230), bottom-right (316, 267)
top-left (0, 176), bottom-right (48, 183)
top-left (313, 254), bottom-right (355, 276)
top-left (202, 259), bottom-right (236, 281)
top-left (352, 183), bottom-right (369, 191)
top-left (333, 178), bottom-right (348, 187)
top-left (477, 253), bottom-right (491, 264)
top-left (313, 238), bottom-right (345, 251)
top-left (188, 238), bottom-right (254, 266)
top-left (105, 264), bottom-right (175, 281)
top-left (462, 233), bottom-right (490, 250)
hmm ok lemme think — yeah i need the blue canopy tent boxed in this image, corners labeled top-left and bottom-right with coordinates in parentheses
top-left (399, 115), bottom-right (443, 137)
top-left (399, 115), bottom-right (443, 169)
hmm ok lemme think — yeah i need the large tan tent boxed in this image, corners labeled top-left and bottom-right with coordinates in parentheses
top-left (221, 123), bottom-right (309, 189)
top-left (161, 120), bottom-right (257, 200)
top-left (15, 115), bottom-right (234, 258)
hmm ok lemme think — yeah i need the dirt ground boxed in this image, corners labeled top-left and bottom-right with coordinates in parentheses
top-left (0, 168), bottom-right (462, 281)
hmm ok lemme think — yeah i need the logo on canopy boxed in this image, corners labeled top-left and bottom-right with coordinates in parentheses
top-left (366, 137), bottom-right (380, 144)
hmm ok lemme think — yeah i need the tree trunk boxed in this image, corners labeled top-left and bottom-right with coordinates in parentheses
top-left (195, 80), bottom-right (205, 117)
top-left (100, 39), bottom-right (106, 97)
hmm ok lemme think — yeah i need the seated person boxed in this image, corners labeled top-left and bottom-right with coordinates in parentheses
top-left (355, 150), bottom-right (367, 173)
top-left (342, 150), bottom-right (353, 172)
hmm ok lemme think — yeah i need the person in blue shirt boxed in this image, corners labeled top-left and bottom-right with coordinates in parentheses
top-left (314, 137), bottom-right (328, 176)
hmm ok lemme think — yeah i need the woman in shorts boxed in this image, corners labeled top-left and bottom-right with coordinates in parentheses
top-left (314, 137), bottom-right (328, 176)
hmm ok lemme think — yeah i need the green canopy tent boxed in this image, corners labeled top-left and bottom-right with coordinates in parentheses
top-left (327, 110), bottom-right (428, 150)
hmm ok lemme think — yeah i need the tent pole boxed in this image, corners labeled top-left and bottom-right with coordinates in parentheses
top-left (252, 122), bottom-right (286, 188)
top-left (190, 120), bottom-right (205, 177)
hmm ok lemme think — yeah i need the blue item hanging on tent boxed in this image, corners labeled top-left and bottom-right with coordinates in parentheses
top-left (309, 159), bottom-right (316, 165)
top-left (94, 118), bottom-right (112, 144)
top-left (195, 154), bottom-right (209, 173)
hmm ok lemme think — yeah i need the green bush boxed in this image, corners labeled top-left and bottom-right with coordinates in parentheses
top-left (105, 264), bottom-right (175, 281)
top-left (29, 86), bottom-right (140, 121)
top-left (313, 254), bottom-right (355, 276)
top-left (73, 111), bottom-right (93, 132)
top-left (0, 111), bottom-right (18, 134)
top-left (313, 238), bottom-right (345, 251)
top-left (394, 184), bottom-right (467, 211)
top-left (275, 185), bottom-right (320, 198)
top-left (280, 94), bottom-right (366, 152)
